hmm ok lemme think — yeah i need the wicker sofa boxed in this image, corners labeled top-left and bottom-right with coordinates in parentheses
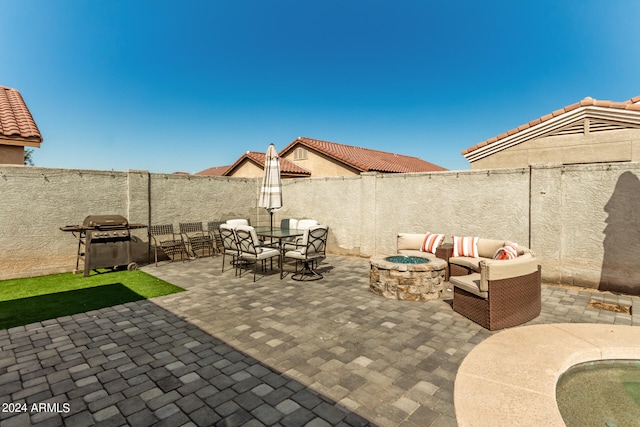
top-left (396, 233), bottom-right (542, 330)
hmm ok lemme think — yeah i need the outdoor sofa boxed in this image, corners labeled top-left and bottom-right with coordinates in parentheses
top-left (396, 233), bottom-right (542, 330)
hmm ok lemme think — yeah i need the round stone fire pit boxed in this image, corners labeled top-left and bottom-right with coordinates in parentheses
top-left (369, 254), bottom-right (448, 301)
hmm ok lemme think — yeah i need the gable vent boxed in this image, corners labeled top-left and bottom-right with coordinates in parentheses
top-left (549, 119), bottom-right (640, 137)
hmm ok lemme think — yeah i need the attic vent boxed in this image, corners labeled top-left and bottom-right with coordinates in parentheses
top-left (549, 119), bottom-right (640, 137)
top-left (588, 120), bottom-right (639, 132)
top-left (294, 147), bottom-right (308, 160)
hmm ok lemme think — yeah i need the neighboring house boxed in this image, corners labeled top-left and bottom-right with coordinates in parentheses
top-left (196, 152), bottom-right (310, 178)
top-left (197, 136), bottom-right (446, 178)
top-left (194, 165), bottom-right (232, 177)
top-left (462, 95), bottom-right (640, 169)
top-left (0, 86), bottom-right (42, 165)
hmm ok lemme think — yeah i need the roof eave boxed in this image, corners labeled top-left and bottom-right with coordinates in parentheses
top-left (0, 136), bottom-right (42, 147)
top-left (464, 106), bottom-right (640, 163)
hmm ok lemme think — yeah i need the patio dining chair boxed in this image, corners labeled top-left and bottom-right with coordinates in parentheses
top-left (225, 219), bottom-right (250, 227)
top-left (179, 221), bottom-right (214, 258)
top-left (283, 218), bottom-right (318, 248)
top-left (149, 224), bottom-right (187, 267)
top-left (235, 225), bottom-right (280, 282)
top-left (282, 225), bottom-right (328, 281)
top-left (219, 223), bottom-right (240, 275)
top-left (207, 221), bottom-right (225, 254)
top-left (279, 218), bottom-right (299, 245)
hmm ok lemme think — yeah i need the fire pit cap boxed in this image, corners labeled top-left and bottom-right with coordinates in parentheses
top-left (384, 255), bottom-right (430, 264)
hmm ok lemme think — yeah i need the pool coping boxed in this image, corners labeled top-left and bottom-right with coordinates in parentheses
top-left (454, 323), bottom-right (640, 427)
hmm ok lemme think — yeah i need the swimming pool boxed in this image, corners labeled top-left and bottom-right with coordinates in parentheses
top-left (556, 360), bottom-right (640, 427)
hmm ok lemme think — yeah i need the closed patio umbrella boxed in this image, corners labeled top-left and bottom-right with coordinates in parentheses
top-left (258, 143), bottom-right (282, 233)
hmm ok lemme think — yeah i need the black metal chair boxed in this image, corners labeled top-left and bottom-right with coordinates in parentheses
top-left (235, 225), bottom-right (281, 282)
top-left (149, 224), bottom-right (187, 267)
top-left (179, 222), bottom-right (214, 258)
top-left (207, 221), bottom-right (225, 255)
top-left (282, 225), bottom-right (328, 281)
top-left (219, 223), bottom-right (240, 275)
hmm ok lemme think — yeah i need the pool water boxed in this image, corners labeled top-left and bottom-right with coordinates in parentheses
top-left (556, 360), bottom-right (640, 427)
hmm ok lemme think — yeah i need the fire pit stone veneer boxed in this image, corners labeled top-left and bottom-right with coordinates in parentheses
top-left (369, 255), bottom-right (448, 301)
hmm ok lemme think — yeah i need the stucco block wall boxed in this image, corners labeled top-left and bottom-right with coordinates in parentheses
top-left (2, 163), bottom-right (640, 295)
top-left (530, 163), bottom-right (640, 294)
top-left (0, 167), bottom-right (129, 277)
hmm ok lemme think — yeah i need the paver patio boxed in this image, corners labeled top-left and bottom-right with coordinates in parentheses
top-left (0, 255), bottom-right (638, 426)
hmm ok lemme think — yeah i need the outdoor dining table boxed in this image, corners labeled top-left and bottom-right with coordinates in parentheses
top-left (254, 226), bottom-right (305, 277)
top-left (254, 226), bottom-right (304, 242)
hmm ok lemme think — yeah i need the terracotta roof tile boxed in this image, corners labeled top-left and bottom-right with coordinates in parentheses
top-left (0, 86), bottom-right (42, 141)
top-left (281, 137), bottom-right (447, 173)
top-left (243, 151), bottom-right (310, 176)
top-left (194, 165), bottom-right (231, 176)
top-left (203, 151), bottom-right (311, 177)
top-left (463, 95), bottom-right (640, 157)
top-left (564, 102), bottom-right (580, 112)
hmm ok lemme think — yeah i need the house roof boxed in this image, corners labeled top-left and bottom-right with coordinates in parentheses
top-left (194, 165), bottom-right (231, 176)
top-left (462, 95), bottom-right (640, 163)
top-left (0, 86), bottom-right (42, 144)
top-left (196, 151), bottom-right (311, 177)
top-left (280, 136), bottom-right (447, 173)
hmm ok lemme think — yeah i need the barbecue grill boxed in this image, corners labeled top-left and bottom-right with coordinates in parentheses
top-left (60, 215), bottom-right (147, 277)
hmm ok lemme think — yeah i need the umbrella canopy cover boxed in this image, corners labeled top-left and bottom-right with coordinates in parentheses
top-left (258, 143), bottom-right (283, 213)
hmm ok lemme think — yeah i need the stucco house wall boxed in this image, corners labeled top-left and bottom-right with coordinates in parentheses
top-left (225, 160), bottom-right (265, 178)
top-left (0, 144), bottom-right (25, 165)
top-left (471, 128), bottom-right (640, 169)
top-left (280, 145), bottom-right (360, 177)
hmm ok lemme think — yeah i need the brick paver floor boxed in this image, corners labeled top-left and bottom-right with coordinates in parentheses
top-left (1, 255), bottom-right (638, 426)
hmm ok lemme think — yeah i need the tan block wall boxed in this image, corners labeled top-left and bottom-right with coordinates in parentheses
top-left (2, 163), bottom-right (640, 295)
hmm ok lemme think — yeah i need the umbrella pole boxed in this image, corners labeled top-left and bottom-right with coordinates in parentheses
top-left (270, 210), bottom-right (273, 234)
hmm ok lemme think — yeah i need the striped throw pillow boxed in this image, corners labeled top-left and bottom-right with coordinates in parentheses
top-left (493, 243), bottom-right (519, 260)
top-left (453, 236), bottom-right (479, 258)
top-left (420, 232), bottom-right (444, 254)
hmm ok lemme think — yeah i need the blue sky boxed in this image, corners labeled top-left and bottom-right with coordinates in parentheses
top-left (2, 1), bottom-right (639, 173)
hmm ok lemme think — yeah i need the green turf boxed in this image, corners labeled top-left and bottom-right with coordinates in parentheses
top-left (0, 269), bottom-right (184, 330)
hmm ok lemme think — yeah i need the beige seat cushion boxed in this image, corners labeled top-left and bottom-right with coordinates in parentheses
top-left (449, 256), bottom-right (482, 272)
top-left (397, 234), bottom-right (426, 251)
top-left (450, 273), bottom-right (487, 299)
top-left (397, 249), bottom-right (437, 260)
top-left (477, 239), bottom-right (508, 258)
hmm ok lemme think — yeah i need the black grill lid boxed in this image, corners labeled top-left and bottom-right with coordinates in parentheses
top-left (82, 215), bottom-right (129, 228)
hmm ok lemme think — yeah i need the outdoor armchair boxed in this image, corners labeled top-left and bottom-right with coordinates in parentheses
top-left (279, 218), bottom-right (299, 244)
top-left (179, 221), bottom-right (214, 258)
top-left (282, 218), bottom-right (319, 249)
top-left (450, 256), bottom-right (541, 330)
top-left (207, 221), bottom-right (225, 254)
top-left (219, 223), bottom-right (240, 275)
top-left (235, 225), bottom-right (281, 282)
top-left (282, 225), bottom-right (328, 281)
top-left (226, 219), bottom-right (250, 227)
top-left (149, 224), bottom-right (187, 267)
top-left (280, 218), bottom-right (299, 230)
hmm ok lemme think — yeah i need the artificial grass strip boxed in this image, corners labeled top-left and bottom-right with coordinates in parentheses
top-left (0, 270), bottom-right (184, 330)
